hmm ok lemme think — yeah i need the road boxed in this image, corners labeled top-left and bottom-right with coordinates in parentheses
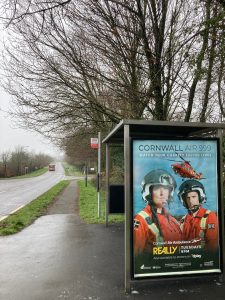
top-left (0, 162), bottom-right (65, 219)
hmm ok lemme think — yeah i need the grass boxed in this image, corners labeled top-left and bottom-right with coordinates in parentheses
top-left (0, 167), bottom-right (48, 180)
top-left (78, 180), bottom-right (124, 224)
top-left (62, 161), bottom-right (83, 176)
top-left (0, 180), bottom-right (70, 235)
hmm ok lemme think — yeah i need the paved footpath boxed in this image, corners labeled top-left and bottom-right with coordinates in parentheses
top-left (0, 180), bottom-right (225, 300)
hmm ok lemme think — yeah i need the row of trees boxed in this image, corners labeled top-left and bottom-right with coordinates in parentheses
top-left (0, 146), bottom-right (53, 177)
top-left (63, 129), bottom-right (98, 170)
top-left (1, 0), bottom-right (225, 163)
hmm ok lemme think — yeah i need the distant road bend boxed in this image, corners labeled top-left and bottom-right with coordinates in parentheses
top-left (0, 162), bottom-right (65, 220)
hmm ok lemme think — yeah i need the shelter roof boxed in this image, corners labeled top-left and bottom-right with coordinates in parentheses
top-left (102, 119), bottom-right (225, 144)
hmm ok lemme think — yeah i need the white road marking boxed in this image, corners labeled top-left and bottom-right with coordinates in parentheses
top-left (0, 205), bottom-right (25, 222)
top-left (10, 205), bottom-right (25, 214)
top-left (0, 215), bottom-right (7, 222)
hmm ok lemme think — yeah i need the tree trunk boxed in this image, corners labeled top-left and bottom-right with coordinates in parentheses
top-left (185, 0), bottom-right (211, 122)
top-left (200, 5), bottom-right (217, 122)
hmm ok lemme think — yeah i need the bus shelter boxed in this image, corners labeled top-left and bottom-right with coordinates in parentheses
top-left (102, 119), bottom-right (225, 293)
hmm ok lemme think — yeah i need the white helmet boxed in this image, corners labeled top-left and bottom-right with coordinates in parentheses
top-left (141, 169), bottom-right (177, 203)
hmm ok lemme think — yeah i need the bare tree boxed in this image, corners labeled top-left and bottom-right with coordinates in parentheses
top-left (1, 0), bottom-right (225, 149)
top-left (0, 147), bottom-right (52, 177)
top-left (62, 128), bottom-right (98, 168)
top-left (0, 0), bottom-right (72, 26)
top-left (1, 151), bottom-right (10, 177)
top-left (9, 146), bottom-right (31, 175)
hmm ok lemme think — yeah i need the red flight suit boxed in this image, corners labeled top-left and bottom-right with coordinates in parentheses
top-left (133, 205), bottom-right (182, 255)
top-left (181, 206), bottom-right (219, 251)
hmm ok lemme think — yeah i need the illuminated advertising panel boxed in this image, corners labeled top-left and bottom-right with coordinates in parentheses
top-left (132, 139), bottom-right (222, 278)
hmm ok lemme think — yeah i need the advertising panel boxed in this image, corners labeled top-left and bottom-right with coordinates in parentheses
top-left (132, 139), bottom-right (222, 278)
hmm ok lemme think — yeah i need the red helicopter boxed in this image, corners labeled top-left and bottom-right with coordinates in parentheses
top-left (167, 153), bottom-right (205, 180)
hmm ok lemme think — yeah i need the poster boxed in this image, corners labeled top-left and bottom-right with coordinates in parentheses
top-left (132, 139), bottom-right (222, 278)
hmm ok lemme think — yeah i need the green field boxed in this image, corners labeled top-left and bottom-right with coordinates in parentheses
top-left (62, 162), bottom-right (83, 176)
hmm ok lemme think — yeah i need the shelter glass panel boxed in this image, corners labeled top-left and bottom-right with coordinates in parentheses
top-left (132, 139), bottom-right (222, 279)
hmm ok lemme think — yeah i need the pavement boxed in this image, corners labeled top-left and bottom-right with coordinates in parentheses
top-left (0, 180), bottom-right (225, 300)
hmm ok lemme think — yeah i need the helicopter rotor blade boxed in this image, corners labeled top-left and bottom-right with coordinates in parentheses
top-left (166, 159), bottom-right (179, 162)
top-left (161, 159), bottom-right (183, 162)
top-left (175, 152), bottom-right (185, 161)
top-left (175, 152), bottom-right (190, 163)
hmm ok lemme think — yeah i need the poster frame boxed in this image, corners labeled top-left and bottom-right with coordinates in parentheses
top-left (130, 136), bottom-right (224, 280)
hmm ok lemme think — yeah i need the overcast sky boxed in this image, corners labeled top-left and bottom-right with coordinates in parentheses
top-left (0, 89), bottom-right (61, 157)
top-left (0, 21), bottom-right (62, 158)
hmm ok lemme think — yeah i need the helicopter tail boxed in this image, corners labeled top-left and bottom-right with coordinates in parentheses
top-left (197, 173), bottom-right (206, 180)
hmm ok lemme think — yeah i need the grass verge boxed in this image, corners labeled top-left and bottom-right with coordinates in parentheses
top-left (62, 161), bottom-right (83, 176)
top-left (0, 180), bottom-right (70, 235)
top-left (78, 180), bottom-right (124, 224)
top-left (1, 167), bottom-right (48, 180)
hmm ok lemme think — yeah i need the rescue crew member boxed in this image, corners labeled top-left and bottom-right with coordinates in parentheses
top-left (178, 179), bottom-right (218, 251)
top-left (133, 169), bottom-right (182, 256)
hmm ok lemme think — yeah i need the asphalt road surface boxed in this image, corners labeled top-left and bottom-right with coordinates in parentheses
top-left (0, 162), bottom-right (65, 219)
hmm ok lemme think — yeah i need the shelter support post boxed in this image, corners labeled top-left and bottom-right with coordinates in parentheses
top-left (85, 164), bottom-right (88, 187)
top-left (97, 132), bottom-right (101, 218)
top-left (105, 143), bottom-right (110, 227)
top-left (124, 125), bottom-right (131, 293)
top-left (217, 129), bottom-right (225, 280)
